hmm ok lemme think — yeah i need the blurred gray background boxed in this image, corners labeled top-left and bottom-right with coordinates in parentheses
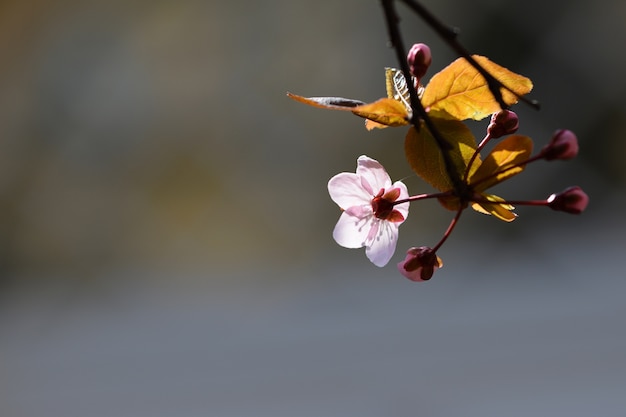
top-left (1, 0), bottom-right (625, 416)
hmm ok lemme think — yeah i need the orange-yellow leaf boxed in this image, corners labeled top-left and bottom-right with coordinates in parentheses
top-left (437, 195), bottom-right (465, 211)
top-left (286, 92), bottom-right (365, 110)
top-left (364, 119), bottom-right (389, 130)
top-left (361, 68), bottom-right (413, 130)
top-left (351, 98), bottom-right (410, 128)
top-left (469, 135), bottom-right (533, 191)
top-left (471, 194), bottom-right (517, 222)
top-left (287, 93), bottom-right (408, 129)
top-left (404, 118), bottom-right (479, 192)
top-left (422, 55), bottom-right (533, 121)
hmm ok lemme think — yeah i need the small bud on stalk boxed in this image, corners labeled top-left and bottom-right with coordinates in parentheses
top-left (397, 246), bottom-right (443, 282)
top-left (542, 129), bottom-right (579, 161)
top-left (547, 186), bottom-right (589, 214)
top-left (487, 110), bottom-right (519, 139)
top-left (407, 43), bottom-right (432, 82)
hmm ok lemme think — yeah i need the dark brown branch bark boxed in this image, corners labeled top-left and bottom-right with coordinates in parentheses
top-left (380, 0), bottom-right (466, 193)
top-left (398, 0), bottom-right (540, 111)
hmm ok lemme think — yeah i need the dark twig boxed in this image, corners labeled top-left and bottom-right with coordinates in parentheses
top-left (399, 0), bottom-right (540, 110)
top-left (380, 0), bottom-right (467, 193)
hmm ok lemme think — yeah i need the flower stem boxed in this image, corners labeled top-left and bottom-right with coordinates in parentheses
top-left (471, 195), bottom-right (549, 207)
top-left (433, 208), bottom-right (463, 252)
top-left (469, 153), bottom-right (544, 189)
top-left (394, 190), bottom-right (453, 206)
top-left (463, 132), bottom-right (492, 181)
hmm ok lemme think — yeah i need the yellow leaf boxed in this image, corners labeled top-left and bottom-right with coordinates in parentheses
top-left (287, 93), bottom-right (408, 129)
top-left (361, 68), bottom-right (414, 129)
top-left (437, 195), bottom-right (465, 211)
top-left (469, 135), bottom-right (533, 191)
top-left (364, 119), bottom-right (390, 130)
top-left (404, 118), bottom-right (479, 193)
top-left (471, 194), bottom-right (517, 222)
top-left (286, 92), bottom-right (365, 110)
top-left (422, 56), bottom-right (533, 121)
top-left (351, 98), bottom-right (410, 128)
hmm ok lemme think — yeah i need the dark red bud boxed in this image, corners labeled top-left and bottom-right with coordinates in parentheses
top-left (407, 43), bottom-right (432, 81)
top-left (397, 246), bottom-right (442, 282)
top-left (547, 186), bottom-right (589, 214)
top-left (487, 110), bottom-right (519, 139)
top-left (542, 129), bottom-right (579, 161)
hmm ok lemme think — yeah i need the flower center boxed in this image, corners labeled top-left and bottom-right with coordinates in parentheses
top-left (371, 188), bottom-right (404, 222)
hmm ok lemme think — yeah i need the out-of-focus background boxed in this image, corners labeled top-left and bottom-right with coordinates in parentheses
top-left (1, 1), bottom-right (625, 416)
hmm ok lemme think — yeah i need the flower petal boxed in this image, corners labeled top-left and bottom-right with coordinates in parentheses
top-left (332, 212), bottom-right (372, 249)
top-left (355, 156), bottom-right (392, 193)
top-left (365, 221), bottom-right (399, 267)
top-left (390, 180), bottom-right (410, 221)
top-left (328, 172), bottom-right (372, 209)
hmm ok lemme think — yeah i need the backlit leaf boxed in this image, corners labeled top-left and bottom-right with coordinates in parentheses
top-left (404, 118), bottom-right (479, 192)
top-left (351, 98), bottom-right (410, 129)
top-left (471, 194), bottom-right (517, 222)
top-left (364, 119), bottom-right (389, 130)
top-left (286, 92), bottom-right (365, 110)
top-left (287, 93), bottom-right (408, 129)
top-left (469, 134), bottom-right (533, 191)
top-left (421, 55), bottom-right (533, 121)
top-left (437, 195), bottom-right (464, 211)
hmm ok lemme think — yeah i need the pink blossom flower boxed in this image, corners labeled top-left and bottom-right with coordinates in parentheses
top-left (328, 155), bottom-right (409, 267)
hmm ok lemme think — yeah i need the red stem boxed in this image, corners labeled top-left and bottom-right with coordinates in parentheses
top-left (433, 208), bottom-right (463, 252)
top-left (469, 153), bottom-right (544, 189)
top-left (394, 190), bottom-right (453, 206)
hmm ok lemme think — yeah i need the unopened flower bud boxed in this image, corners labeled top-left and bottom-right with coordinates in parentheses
top-left (547, 186), bottom-right (589, 214)
top-left (397, 246), bottom-right (443, 282)
top-left (407, 43), bottom-right (432, 81)
top-left (487, 110), bottom-right (519, 138)
top-left (542, 129), bottom-right (579, 160)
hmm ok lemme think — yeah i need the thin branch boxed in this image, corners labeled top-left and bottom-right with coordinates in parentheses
top-left (399, 0), bottom-right (540, 110)
top-left (380, 0), bottom-right (466, 193)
